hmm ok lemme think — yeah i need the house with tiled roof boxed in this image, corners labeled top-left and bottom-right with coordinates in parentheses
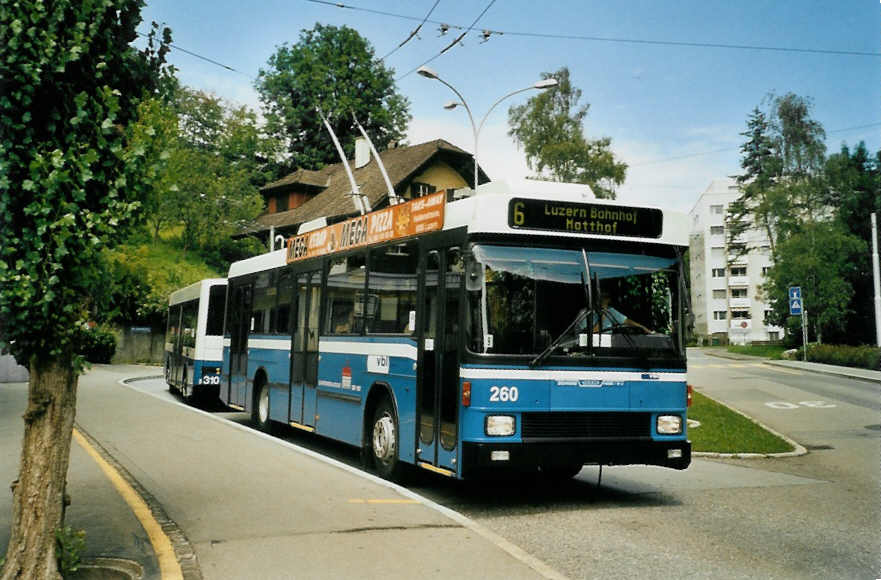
top-left (249, 138), bottom-right (489, 245)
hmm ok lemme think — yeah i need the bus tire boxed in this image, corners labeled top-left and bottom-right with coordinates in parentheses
top-left (370, 399), bottom-right (400, 480)
top-left (252, 379), bottom-right (271, 433)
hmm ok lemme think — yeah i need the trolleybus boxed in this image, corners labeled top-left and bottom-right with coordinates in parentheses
top-left (166, 278), bottom-right (227, 403)
top-left (220, 183), bottom-right (691, 480)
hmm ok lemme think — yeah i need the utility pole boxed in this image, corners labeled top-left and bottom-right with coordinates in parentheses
top-left (872, 213), bottom-right (881, 347)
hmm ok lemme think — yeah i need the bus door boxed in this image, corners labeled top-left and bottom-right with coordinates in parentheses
top-left (291, 270), bottom-right (321, 427)
top-left (417, 247), bottom-right (462, 472)
top-left (228, 282), bottom-right (252, 409)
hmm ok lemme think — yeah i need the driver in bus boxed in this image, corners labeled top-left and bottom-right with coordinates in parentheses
top-left (590, 295), bottom-right (653, 334)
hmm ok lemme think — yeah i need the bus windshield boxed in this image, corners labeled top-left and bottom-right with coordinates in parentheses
top-left (467, 244), bottom-right (682, 360)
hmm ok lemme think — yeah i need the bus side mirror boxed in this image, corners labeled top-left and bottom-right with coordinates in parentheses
top-left (466, 260), bottom-right (483, 292)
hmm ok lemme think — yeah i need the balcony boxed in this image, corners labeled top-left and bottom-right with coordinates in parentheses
top-left (728, 276), bottom-right (749, 287)
top-left (729, 297), bottom-right (751, 308)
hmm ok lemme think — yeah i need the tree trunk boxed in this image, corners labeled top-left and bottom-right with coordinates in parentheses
top-left (1, 358), bottom-right (78, 580)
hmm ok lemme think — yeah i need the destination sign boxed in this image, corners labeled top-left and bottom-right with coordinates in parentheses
top-left (508, 198), bottom-right (663, 238)
top-left (286, 191), bottom-right (445, 263)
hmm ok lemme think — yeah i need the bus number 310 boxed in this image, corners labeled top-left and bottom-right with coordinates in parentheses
top-left (489, 386), bottom-right (519, 402)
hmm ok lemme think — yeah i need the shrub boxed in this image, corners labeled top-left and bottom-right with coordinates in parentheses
top-left (803, 344), bottom-right (880, 370)
top-left (55, 526), bottom-right (86, 576)
top-left (78, 325), bottom-right (117, 364)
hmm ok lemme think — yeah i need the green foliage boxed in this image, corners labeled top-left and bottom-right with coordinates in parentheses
top-left (801, 344), bottom-right (881, 370)
top-left (508, 67), bottom-right (626, 198)
top-left (100, 241), bottom-right (222, 325)
top-left (0, 0), bottom-right (171, 371)
top-left (55, 526), bottom-right (86, 576)
top-left (764, 220), bottom-right (865, 342)
top-left (256, 24), bottom-right (410, 172)
top-left (688, 391), bottom-right (793, 454)
top-left (78, 324), bottom-right (117, 364)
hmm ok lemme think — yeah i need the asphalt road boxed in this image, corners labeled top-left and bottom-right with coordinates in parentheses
top-left (120, 354), bottom-right (880, 579)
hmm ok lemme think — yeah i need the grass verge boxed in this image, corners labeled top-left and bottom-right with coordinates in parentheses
top-left (688, 391), bottom-right (794, 454)
top-left (726, 344), bottom-right (786, 359)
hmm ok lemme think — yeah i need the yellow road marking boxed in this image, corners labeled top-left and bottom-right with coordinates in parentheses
top-left (762, 364), bottom-right (803, 375)
top-left (73, 429), bottom-right (183, 580)
top-left (348, 498), bottom-right (420, 504)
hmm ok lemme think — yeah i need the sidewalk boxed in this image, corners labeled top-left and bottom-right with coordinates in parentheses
top-left (0, 380), bottom-right (159, 579)
top-left (3, 366), bottom-right (562, 580)
top-left (700, 348), bottom-right (881, 385)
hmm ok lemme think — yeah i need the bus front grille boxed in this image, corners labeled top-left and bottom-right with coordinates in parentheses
top-left (521, 412), bottom-right (652, 440)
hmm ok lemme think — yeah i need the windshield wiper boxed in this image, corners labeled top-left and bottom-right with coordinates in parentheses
top-left (529, 308), bottom-right (592, 368)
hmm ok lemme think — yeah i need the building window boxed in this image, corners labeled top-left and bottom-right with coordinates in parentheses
top-left (713, 311), bottom-right (727, 320)
top-left (768, 331), bottom-right (780, 341)
top-left (411, 182), bottom-right (436, 197)
top-left (712, 289), bottom-right (726, 299)
top-left (710, 225), bottom-right (724, 235)
top-left (712, 268), bottom-right (726, 277)
top-left (276, 193), bottom-right (289, 213)
top-left (710, 204), bottom-right (724, 215)
top-left (731, 288), bottom-right (748, 298)
top-left (730, 266), bottom-right (747, 277)
top-left (762, 266), bottom-right (771, 276)
top-left (731, 310), bottom-right (751, 319)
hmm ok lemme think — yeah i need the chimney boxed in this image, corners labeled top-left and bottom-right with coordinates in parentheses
top-left (354, 137), bottom-right (370, 169)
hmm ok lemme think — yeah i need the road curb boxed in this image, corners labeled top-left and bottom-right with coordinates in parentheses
top-left (762, 360), bottom-right (881, 385)
top-left (691, 390), bottom-right (808, 459)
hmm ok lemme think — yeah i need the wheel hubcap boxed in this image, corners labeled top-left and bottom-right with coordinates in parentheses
top-left (373, 414), bottom-right (395, 460)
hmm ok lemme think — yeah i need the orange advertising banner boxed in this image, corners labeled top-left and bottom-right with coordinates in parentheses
top-left (286, 191), bottom-right (446, 263)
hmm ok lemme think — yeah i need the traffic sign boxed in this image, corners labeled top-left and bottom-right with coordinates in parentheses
top-left (788, 286), bottom-right (803, 315)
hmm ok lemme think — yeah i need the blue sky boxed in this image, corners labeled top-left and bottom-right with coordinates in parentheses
top-left (137, 0), bottom-right (881, 213)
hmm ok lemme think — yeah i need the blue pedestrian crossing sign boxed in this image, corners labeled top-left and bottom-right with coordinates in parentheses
top-left (788, 286), bottom-right (803, 315)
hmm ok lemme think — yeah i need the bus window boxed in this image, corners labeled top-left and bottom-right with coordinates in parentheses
top-left (367, 242), bottom-right (418, 334)
top-left (206, 284), bottom-right (226, 336)
top-left (181, 301), bottom-right (197, 348)
top-left (251, 272), bottom-right (275, 335)
top-left (274, 270), bottom-right (294, 335)
top-left (166, 305), bottom-right (181, 346)
top-left (325, 254), bottom-right (366, 335)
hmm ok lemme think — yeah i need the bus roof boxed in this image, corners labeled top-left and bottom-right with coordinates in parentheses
top-left (168, 278), bottom-right (227, 306)
top-left (227, 183), bottom-right (688, 280)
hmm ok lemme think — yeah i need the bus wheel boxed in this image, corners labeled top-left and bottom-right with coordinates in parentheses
top-left (252, 381), bottom-right (271, 433)
top-left (370, 400), bottom-right (400, 480)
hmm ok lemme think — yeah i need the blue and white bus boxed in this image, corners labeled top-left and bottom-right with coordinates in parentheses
top-left (165, 278), bottom-right (227, 403)
top-left (221, 183), bottom-right (691, 480)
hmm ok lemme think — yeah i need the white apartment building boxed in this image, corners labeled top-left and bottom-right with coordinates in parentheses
top-left (689, 178), bottom-right (784, 344)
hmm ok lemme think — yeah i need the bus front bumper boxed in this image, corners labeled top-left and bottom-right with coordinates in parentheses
top-left (462, 439), bottom-right (692, 474)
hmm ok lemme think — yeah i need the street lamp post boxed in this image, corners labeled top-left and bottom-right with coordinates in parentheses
top-left (417, 66), bottom-right (557, 191)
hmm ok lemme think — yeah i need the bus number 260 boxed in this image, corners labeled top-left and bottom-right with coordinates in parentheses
top-left (489, 386), bottom-right (519, 402)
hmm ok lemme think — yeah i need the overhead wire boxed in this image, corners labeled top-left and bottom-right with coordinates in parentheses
top-left (396, 0), bottom-right (498, 80)
top-left (302, 0), bottom-right (881, 58)
top-left (380, 0), bottom-right (442, 62)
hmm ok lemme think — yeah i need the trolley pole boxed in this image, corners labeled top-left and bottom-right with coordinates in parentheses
top-left (872, 213), bottom-right (881, 347)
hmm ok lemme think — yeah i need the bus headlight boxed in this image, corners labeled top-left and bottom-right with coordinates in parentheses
top-left (657, 415), bottom-right (683, 435)
top-left (485, 415), bottom-right (516, 437)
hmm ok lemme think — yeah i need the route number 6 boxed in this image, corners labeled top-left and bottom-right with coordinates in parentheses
top-left (490, 386), bottom-right (519, 402)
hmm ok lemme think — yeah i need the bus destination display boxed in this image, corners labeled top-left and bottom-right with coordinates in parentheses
top-left (508, 198), bottom-right (663, 238)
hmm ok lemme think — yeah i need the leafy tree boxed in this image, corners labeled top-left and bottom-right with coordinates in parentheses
top-left (728, 93), bottom-right (827, 261)
top-left (256, 24), bottom-right (410, 172)
top-left (824, 142), bottom-right (881, 344)
top-left (0, 2), bottom-right (171, 577)
top-left (507, 67), bottom-right (627, 199)
top-left (764, 221), bottom-right (865, 344)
